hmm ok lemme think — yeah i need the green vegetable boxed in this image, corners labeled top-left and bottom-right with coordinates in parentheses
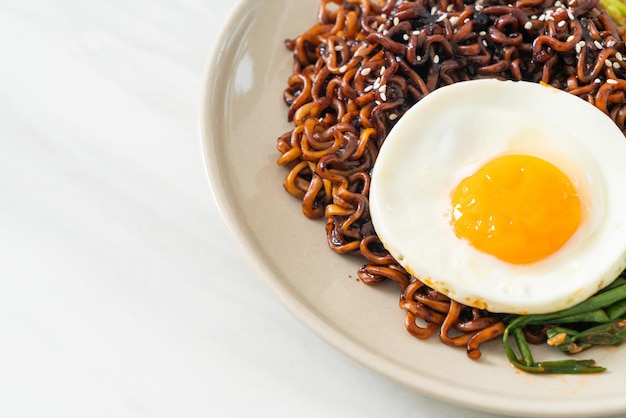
top-left (602, 0), bottom-right (626, 26)
top-left (502, 279), bottom-right (626, 374)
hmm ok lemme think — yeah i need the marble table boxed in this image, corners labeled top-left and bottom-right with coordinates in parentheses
top-left (1, 1), bottom-right (621, 417)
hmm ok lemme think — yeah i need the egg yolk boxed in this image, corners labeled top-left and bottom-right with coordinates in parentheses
top-left (450, 154), bottom-right (581, 264)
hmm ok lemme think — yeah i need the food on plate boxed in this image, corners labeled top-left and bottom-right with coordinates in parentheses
top-left (276, 0), bottom-right (626, 373)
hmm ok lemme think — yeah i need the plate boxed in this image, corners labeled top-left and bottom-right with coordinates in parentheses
top-left (200, 0), bottom-right (626, 416)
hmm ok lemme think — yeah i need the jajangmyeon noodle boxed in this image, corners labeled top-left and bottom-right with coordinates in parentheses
top-left (276, 0), bottom-right (626, 359)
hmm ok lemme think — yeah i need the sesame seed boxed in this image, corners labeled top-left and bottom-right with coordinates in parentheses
top-left (595, 40), bottom-right (603, 49)
top-left (555, 0), bottom-right (563, 6)
top-left (339, 65), bottom-right (347, 73)
top-left (605, 59), bottom-right (612, 67)
top-left (450, 16), bottom-right (459, 25)
top-left (575, 43), bottom-right (582, 54)
top-left (378, 24), bottom-right (384, 33)
top-left (567, 8), bottom-right (575, 20)
top-left (566, 35), bottom-right (575, 43)
top-left (558, 20), bottom-right (566, 28)
top-left (464, 18), bottom-right (470, 23)
top-left (479, 30), bottom-right (487, 36)
top-left (403, 34), bottom-right (409, 41)
top-left (607, 79), bottom-right (618, 85)
top-left (379, 85), bottom-right (387, 94)
top-left (433, 54), bottom-right (440, 63)
top-left (335, 45), bottom-right (344, 51)
top-left (431, 6), bottom-right (438, 14)
top-left (413, 30), bottom-right (421, 35)
top-left (538, 14), bottom-right (546, 21)
top-left (524, 21), bottom-right (533, 30)
top-left (594, 78), bottom-right (601, 83)
top-left (393, 17), bottom-right (400, 26)
top-left (482, 40), bottom-right (488, 47)
top-left (578, 40), bottom-right (586, 47)
top-left (389, 113), bottom-right (398, 121)
top-left (381, 13), bottom-right (387, 19)
top-left (617, 52), bottom-right (623, 61)
top-left (375, 100), bottom-right (381, 105)
top-left (614, 61), bottom-right (621, 69)
top-left (380, 66), bottom-right (386, 74)
top-left (531, 15), bottom-right (537, 19)
top-left (447, 4), bottom-right (454, 12)
top-left (373, 78), bottom-right (381, 89)
top-left (380, 92), bottom-right (387, 101)
top-left (475, 4), bottom-right (484, 11)
top-left (568, 0), bottom-right (575, 5)
top-left (416, 55), bottom-right (422, 62)
top-left (437, 13), bottom-right (448, 22)
top-left (361, 68), bottom-right (371, 76)
top-left (364, 85), bottom-right (373, 92)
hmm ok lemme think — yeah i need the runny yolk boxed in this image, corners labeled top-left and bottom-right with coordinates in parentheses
top-left (450, 154), bottom-right (582, 264)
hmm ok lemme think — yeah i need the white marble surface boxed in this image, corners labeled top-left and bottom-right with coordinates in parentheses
top-left (0, 2), bottom-right (618, 417)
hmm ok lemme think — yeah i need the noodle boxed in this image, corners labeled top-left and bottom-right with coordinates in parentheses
top-left (276, 0), bottom-right (626, 359)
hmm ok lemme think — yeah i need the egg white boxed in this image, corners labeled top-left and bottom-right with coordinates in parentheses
top-left (369, 79), bottom-right (626, 314)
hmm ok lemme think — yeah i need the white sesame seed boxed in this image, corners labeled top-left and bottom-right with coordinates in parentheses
top-left (538, 14), bottom-right (546, 21)
top-left (568, 0), bottom-right (575, 5)
top-left (614, 61), bottom-right (621, 69)
top-left (339, 65), bottom-right (347, 73)
top-left (416, 55), bottom-right (422, 62)
top-left (431, 6), bottom-right (438, 14)
top-left (566, 35), bottom-right (575, 43)
top-left (378, 24), bottom-right (385, 33)
top-left (437, 13), bottom-right (448, 22)
top-left (555, 1), bottom-right (563, 7)
top-left (433, 54), bottom-right (440, 63)
top-left (524, 21), bottom-right (533, 30)
top-left (450, 16), bottom-right (459, 25)
top-left (361, 68), bottom-right (371, 76)
top-left (380, 66), bottom-right (386, 74)
top-left (413, 30), bottom-right (421, 35)
top-left (335, 45), bottom-right (344, 51)
top-left (375, 100), bottom-right (381, 105)
top-left (447, 4), bottom-right (454, 12)
top-left (475, 4), bottom-right (484, 11)
top-left (595, 40), bottom-right (603, 49)
top-left (464, 17), bottom-right (470, 23)
top-left (382, 30), bottom-right (388, 35)
top-left (403, 34), bottom-right (409, 41)
top-left (479, 30), bottom-right (487, 36)
top-left (379, 85), bottom-right (387, 94)
top-left (594, 78), bottom-right (602, 83)
top-left (617, 52), bottom-right (623, 61)
top-left (575, 43), bottom-right (582, 54)
top-left (531, 15), bottom-right (537, 20)
top-left (393, 17), bottom-right (400, 26)
top-left (567, 8), bottom-right (575, 20)
top-left (381, 13), bottom-right (387, 19)
top-left (605, 59), bottom-right (613, 67)
top-left (364, 85), bottom-right (373, 92)
top-left (373, 81), bottom-right (381, 90)
top-left (389, 113), bottom-right (398, 121)
top-left (380, 92), bottom-right (387, 101)
top-left (558, 20), bottom-right (567, 28)
top-left (578, 40), bottom-right (586, 47)
top-left (607, 79), bottom-right (618, 85)
top-left (482, 40), bottom-right (488, 47)
top-left (546, 9), bottom-right (554, 15)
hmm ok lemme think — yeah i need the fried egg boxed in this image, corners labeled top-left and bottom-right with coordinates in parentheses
top-left (369, 79), bottom-right (626, 314)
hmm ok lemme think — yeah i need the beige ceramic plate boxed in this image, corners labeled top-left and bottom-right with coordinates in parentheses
top-left (201, 0), bottom-right (626, 416)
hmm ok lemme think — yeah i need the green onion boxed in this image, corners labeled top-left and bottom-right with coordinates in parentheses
top-left (602, 0), bottom-right (626, 27)
top-left (502, 281), bottom-right (626, 374)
